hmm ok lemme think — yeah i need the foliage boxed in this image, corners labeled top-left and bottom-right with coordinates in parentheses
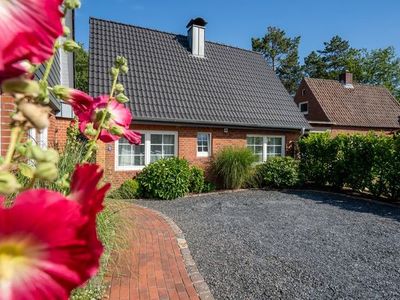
top-left (75, 42), bottom-right (89, 93)
top-left (299, 132), bottom-right (400, 199)
top-left (137, 158), bottom-right (191, 200)
top-left (261, 157), bottom-right (300, 188)
top-left (108, 179), bottom-right (139, 199)
top-left (189, 166), bottom-right (205, 194)
top-left (252, 26), bottom-right (302, 94)
top-left (213, 147), bottom-right (256, 189)
top-left (202, 181), bottom-right (217, 193)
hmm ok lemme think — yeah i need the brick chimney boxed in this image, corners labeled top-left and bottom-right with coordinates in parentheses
top-left (187, 17), bottom-right (207, 58)
top-left (339, 71), bottom-right (354, 88)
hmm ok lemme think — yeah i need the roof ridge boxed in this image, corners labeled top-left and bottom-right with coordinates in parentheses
top-left (89, 17), bottom-right (261, 56)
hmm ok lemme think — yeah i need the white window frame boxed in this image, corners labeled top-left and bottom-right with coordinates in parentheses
top-left (196, 132), bottom-right (211, 157)
top-left (246, 134), bottom-right (285, 162)
top-left (115, 130), bottom-right (178, 171)
top-left (299, 101), bottom-right (309, 115)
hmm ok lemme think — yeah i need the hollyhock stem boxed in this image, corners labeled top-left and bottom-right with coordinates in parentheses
top-left (82, 70), bottom-right (120, 162)
top-left (42, 55), bottom-right (55, 83)
top-left (4, 127), bottom-right (22, 165)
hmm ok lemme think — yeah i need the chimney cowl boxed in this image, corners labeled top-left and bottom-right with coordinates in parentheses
top-left (186, 17), bottom-right (207, 28)
top-left (339, 71), bottom-right (354, 88)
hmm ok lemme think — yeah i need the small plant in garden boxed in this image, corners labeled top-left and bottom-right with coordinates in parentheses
top-left (189, 166), bottom-right (205, 193)
top-left (202, 181), bottom-right (217, 193)
top-left (137, 157), bottom-right (191, 200)
top-left (213, 147), bottom-right (256, 189)
top-left (0, 1), bottom-right (141, 298)
top-left (261, 156), bottom-right (300, 188)
top-left (109, 179), bottom-right (139, 199)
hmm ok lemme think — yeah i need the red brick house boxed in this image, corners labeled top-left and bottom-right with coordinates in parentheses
top-left (0, 11), bottom-right (75, 155)
top-left (294, 72), bottom-right (400, 135)
top-left (89, 17), bottom-right (310, 186)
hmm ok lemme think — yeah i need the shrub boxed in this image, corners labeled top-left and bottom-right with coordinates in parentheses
top-left (299, 132), bottom-right (400, 200)
top-left (109, 179), bottom-right (139, 199)
top-left (137, 157), bottom-right (191, 200)
top-left (213, 147), bottom-right (256, 189)
top-left (202, 181), bottom-right (216, 193)
top-left (261, 157), bottom-right (299, 188)
top-left (189, 166), bottom-right (205, 194)
top-left (298, 132), bottom-right (337, 186)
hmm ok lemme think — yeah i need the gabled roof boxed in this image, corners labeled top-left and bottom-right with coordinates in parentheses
top-left (304, 78), bottom-right (400, 129)
top-left (89, 18), bottom-right (309, 130)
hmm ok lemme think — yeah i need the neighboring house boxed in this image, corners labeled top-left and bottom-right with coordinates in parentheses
top-left (89, 17), bottom-right (309, 186)
top-left (0, 11), bottom-right (75, 155)
top-left (294, 72), bottom-right (400, 135)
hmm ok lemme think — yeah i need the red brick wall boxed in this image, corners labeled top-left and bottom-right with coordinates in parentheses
top-left (0, 95), bottom-right (14, 156)
top-left (330, 126), bottom-right (396, 136)
top-left (98, 123), bottom-right (301, 188)
top-left (294, 80), bottom-right (330, 123)
top-left (48, 117), bottom-right (72, 151)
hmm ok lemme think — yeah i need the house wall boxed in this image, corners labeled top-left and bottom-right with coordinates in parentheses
top-left (330, 126), bottom-right (396, 136)
top-left (294, 80), bottom-right (330, 123)
top-left (0, 95), bottom-right (14, 156)
top-left (97, 123), bottom-right (301, 188)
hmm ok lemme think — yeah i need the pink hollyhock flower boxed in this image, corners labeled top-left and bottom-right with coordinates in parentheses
top-left (0, 0), bottom-right (64, 83)
top-left (60, 89), bottom-right (95, 116)
top-left (0, 164), bottom-right (110, 299)
top-left (77, 95), bottom-right (141, 144)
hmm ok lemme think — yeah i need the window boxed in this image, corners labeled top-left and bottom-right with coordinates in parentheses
top-left (299, 101), bottom-right (308, 114)
top-left (28, 128), bottom-right (48, 149)
top-left (150, 133), bottom-right (176, 163)
top-left (56, 102), bottom-right (74, 119)
top-left (246, 135), bottom-right (285, 162)
top-left (197, 133), bottom-right (211, 157)
top-left (115, 131), bottom-right (178, 171)
top-left (117, 134), bottom-right (145, 168)
top-left (246, 136), bottom-right (264, 162)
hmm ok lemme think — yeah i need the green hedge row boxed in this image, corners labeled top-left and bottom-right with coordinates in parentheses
top-left (298, 132), bottom-right (400, 199)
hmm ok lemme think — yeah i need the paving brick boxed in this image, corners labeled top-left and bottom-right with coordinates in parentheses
top-left (107, 205), bottom-right (200, 299)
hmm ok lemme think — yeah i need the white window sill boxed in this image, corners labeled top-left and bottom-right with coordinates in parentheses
top-left (115, 166), bottom-right (145, 172)
top-left (197, 152), bottom-right (210, 158)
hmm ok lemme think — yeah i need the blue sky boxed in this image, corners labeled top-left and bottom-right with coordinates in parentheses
top-left (75, 0), bottom-right (400, 61)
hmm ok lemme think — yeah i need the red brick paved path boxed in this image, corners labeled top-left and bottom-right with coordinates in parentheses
top-left (106, 205), bottom-right (200, 300)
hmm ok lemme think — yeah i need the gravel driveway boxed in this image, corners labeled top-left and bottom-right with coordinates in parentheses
top-left (137, 190), bottom-right (400, 300)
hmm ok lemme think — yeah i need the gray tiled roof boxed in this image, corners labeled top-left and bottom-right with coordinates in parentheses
top-left (89, 18), bottom-right (309, 130)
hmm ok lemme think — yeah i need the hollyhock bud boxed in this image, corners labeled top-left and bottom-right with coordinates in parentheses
top-left (110, 125), bottom-right (124, 136)
top-left (84, 123), bottom-right (97, 137)
top-left (35, 162), bottom-right (58, 181)
top-left (110, 67), bottom-right (119, 78)
top-left (121, 65), bottom-right (129, 74)
top-left (115, 56), bottom-right (127, 68)
top-left (18, 102), bottom-right (51, 130)
top-left (63, 26), bottom-right (71, 37)
top-left (0, 172), bottom-right (20, 194)
top-left (63, 40), bottom-right (81, 52)
top-left (116, 93), bottom-right (129, 103)
top-left (1, 79), bottom-right (39, 96)
top-left (64, 0), bottom-right (81, 9)
top-left (30, 145), bottom-right (46, 161)
top-left (115, 83), bottom-right (124, 94)
top-left (18, 163), bottom-right (35, 179)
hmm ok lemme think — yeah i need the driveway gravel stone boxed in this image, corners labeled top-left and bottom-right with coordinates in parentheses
top-left (136, 190), bottom-right (400, 300)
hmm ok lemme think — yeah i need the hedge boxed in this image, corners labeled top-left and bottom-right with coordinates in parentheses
top-left (298, 132), bottom-right (400, 200)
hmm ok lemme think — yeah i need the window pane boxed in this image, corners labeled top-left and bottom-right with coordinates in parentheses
top-left (163, 135), bottom-right (175, 145)
top-left (151, 145), bottom-right (162, 155)
top-left (164, 145), bottom-right (174, 155)
top-left (133, 155), bottom-right (145, 166)
top-left (267, 137), bottom-right (282, 146)
top-left (118, 156), bottom-right (131, 166)
top-left (119, 145), bottom-right (131, 155)
top-left (151, 134), bottom-right (162, 144)
top-left (150, 155), bottom-right (162, 163)
top-left (254, 146), bottom-right (263, 154)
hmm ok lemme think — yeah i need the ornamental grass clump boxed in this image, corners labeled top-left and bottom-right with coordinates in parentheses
top-left (213, 147), bottom-right (256, 189)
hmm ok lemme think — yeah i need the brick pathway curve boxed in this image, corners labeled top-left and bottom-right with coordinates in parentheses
top-left (106, 205), bottom-right (200, 300)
